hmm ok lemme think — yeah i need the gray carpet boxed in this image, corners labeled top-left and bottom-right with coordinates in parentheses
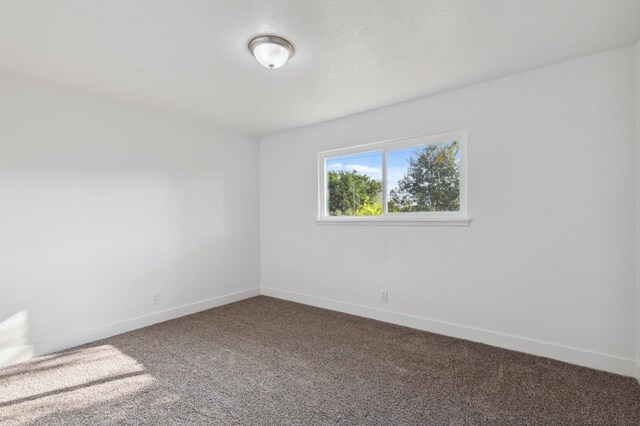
top-left (1, 296), bottom-right (639, 425)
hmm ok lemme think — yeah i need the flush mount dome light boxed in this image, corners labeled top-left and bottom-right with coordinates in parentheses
top-left (248, 35), bottom-right (294, 69)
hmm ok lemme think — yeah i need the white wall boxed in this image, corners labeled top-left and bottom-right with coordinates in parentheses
top-left (260, 47), bottom-right (637, 376)
top-left (0, 70), bottom-right (260, 367)
top-left (636, 40), bottom-right (640, 381)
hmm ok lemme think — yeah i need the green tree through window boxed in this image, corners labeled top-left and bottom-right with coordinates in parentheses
top-left (388, 141), bottom-right (460, 212)
top-left (328, 170), bottom-right (382, 216)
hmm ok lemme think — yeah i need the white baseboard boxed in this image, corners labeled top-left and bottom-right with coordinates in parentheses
top-left (0, 345), bottom-right (35, 368)
top-left (0, 287), bottom-right (260, 369)
top-left (636, 360), bottom-right (640, 385)
top-left (261, 286), bottom-right (637, 378)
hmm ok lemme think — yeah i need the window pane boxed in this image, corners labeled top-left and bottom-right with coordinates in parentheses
top-left (387, 140), bottom-right (460, 212)
top-left (326, 151), bottom-right (382, 216)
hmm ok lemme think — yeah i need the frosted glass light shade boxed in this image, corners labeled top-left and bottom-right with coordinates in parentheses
top-left (248, 36), bottom-right (294, 69)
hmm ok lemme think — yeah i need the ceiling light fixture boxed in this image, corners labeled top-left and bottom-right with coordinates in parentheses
top-left (248, 35), bottom-right (294, 69)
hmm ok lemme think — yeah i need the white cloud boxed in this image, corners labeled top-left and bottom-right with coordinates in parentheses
top-left (347, 164), bottom-right (381, 175)
top-left (327, 163), bottom-right (382, 179)
top-left (327, 163), bottom-right (412, 191)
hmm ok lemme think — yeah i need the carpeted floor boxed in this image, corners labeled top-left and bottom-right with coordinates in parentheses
top-left (1, 296), bottom-right (639, 425)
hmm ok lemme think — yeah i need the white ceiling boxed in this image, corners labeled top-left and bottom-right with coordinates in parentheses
top-left (1, 1), bottom-right (639, 137)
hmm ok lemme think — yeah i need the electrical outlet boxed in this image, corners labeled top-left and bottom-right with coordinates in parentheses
top-left (381, 289), bottom-right (388, 302)
top-left (152, 293), bottom-right (161, 305)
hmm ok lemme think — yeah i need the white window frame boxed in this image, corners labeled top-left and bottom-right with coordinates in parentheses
top-left (317, 129), bottom-right (469, 226)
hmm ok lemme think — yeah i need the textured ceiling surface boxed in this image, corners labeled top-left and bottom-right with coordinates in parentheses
top-left (1, 1), bottom-right (639, 136)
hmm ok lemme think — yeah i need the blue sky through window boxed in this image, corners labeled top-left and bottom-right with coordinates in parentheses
top-left (326, 151), bottom-right (382, 181)
top-left (325, 141), bottom-right (460, 196)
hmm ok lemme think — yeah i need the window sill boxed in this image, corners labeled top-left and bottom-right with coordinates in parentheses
top-left (315, 217), bottom-right (471, 226)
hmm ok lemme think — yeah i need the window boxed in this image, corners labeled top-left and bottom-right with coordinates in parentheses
top-left (318, 130), bottom-right (468, 225)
